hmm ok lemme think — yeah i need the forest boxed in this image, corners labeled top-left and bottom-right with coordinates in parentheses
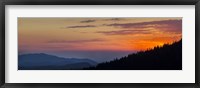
top-left (85, 39), bottom-right (182, 70)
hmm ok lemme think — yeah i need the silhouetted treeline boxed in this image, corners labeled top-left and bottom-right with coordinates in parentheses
top-left (85, 39), bottom-right (182, 70)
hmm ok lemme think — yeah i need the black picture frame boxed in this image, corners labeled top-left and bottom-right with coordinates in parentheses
top-left (0, 0), bottom-right (200, 88)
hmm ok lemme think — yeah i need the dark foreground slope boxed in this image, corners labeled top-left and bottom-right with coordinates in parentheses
top-left (85, 39), bottom-right (182, 70)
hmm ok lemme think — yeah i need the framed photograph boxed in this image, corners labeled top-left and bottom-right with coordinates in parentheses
top-left (0, 0), bottom-right (199, 88)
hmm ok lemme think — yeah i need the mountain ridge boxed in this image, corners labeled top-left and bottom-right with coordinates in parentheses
top-left (85, 39), bottom-right (182, 70)
top-left (18, 53), bottom-right (97, 70)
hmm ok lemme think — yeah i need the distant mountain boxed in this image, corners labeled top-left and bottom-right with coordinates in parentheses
top-left (85, 39), bottom-right (182, 70)
top-left (18, 53), bottom-right (97, 70)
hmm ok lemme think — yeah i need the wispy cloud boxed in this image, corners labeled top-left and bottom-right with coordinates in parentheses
top-left (80, 20), bottom-right (96, 23)
top-left (104, 19), bottom-right (182, 33)
top-left (67, 25), bottom-right (96, 28)
top-left (47, 39), bottom-right (106, 44)
top-left (96, 29), bottom-right (151, 35)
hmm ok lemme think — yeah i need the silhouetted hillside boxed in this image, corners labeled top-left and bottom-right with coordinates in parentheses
top-left (18, 53), bottom-right (97, 70)
top-left (85, 39), bottom-right (182, 70)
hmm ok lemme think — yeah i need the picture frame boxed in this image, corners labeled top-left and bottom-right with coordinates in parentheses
top-left (0, 0), bottom-right (199, 88)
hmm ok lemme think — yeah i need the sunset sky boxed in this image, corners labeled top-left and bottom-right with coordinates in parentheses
top-left (18, 17), bottom-right (182, 62)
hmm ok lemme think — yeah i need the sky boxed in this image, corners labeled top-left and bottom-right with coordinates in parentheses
top-left (18, 17), bottom-right (182, 62)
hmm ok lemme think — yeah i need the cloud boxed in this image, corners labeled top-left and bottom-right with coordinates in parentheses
top-left (80, 20), bottom-right (96, 23)
top-left (67, 25), bottom-right (96, 28)
top-left (47, 39), bottom-right (106, 44)
top-left (96, 29), bottom-right (151, 35)
top-left (104, 19), bottom-right (182, 33)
